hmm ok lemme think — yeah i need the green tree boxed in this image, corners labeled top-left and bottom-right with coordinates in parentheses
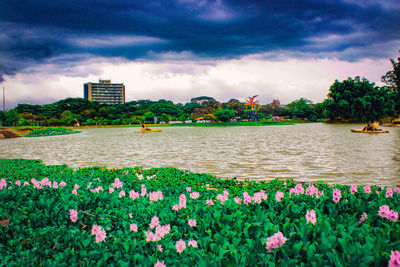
top-left (213, 109), bottom-right (236, 122)
top-left (287, 98), bottom-right (318, 121)
top-left (5, 109), bottom-right (21, 126)
top-left (381, 55), bottom-right (400, 115)
top-left (59, 110), bottom-right (75, 125)
top-left (323, 77), bottom-right (393, 122)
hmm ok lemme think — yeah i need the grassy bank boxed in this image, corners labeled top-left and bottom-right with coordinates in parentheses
top-left (1, 159), bottom-right (399, 266)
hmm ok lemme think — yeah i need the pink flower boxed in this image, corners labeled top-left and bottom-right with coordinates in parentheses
top-left (290, 184), bottom-right (305, 197)
top-left (186, 187), bottom-right (191, 192)
top-left (188, 240), bottom-right (198, 248)
top-left (59, 181), bottom-right (66, 187)
top-left (386, 187), bottom-right (394, 198)
top-left (128, 213), bottom-right (133, 219)
top-left (136, 173), bottom-right (144, 180)
top-left (217, 193), bottom-right (228, 205)
top-left (109, 187), bottom-right (115, 194)
top-left (234, 197), bottom-right (242, 204)
top-left (306, 184), bottom-right (318, 197)
top-left (188, 219), bottom-right (197, 227)
top-left (206, 199), bottom-right (214, 206)
top-left (69, 209), bottom-right (78, 223)
top-left (306, 209), bottom-right (317, 225)
top-left (275, 191), bottom-right (284, 202)
top-left (141, 184), bottom-right (147, 197)
top-left (91, 224), bottom-right (101, 235)
top-left (363, 185), bottom-right (371, 194)
top-left (0, 179), bottom-right (6, 190)
top-left (389, 250), bottom-right (400, 267)
top-left (179, 194), bottom-right (187, 209)
top-left (154, 260), bottom-right (166, 267)
top-left (350, 184), bottom-right (357, 195)
top-left (378, 205), bottom-right (398, 222)
top-left (157, 244), bottom-right (163, 252)
top-left (91, 224), bottom-right (106, 243)
top-left (175, 239), bottom-right (186, 254)
top-left (190, 191), bottom-right (200, 199)
top-left (150, 216), bottom-right (160, 229)
top-left (129, 190), bottom-right (139, 200)
top-left (130, 223), bottom-right (138, 232)
top-left (172, 204), bottom-right (179, 211)
top-left (332, 188), bottom-right (342, 203)
top-left (53, 181), bottom-right (58, 189)
top-left (395, 187), bottom-right (400, 194)
top-left (15, 180), bottom-right (21, 186)
top-left (265, 231), bottom-right (287, 253)
top-left (72, 189), bottom-right (78, 195)
top-left (119, 190), bottom-right (126, 198)
top-left (243, 192), bottom-right (251, 205)
top-left (359, 212), bottom-right (368, 224)
top-left (111, 178), bottom-right (123, 189)
top-left (95, 228), bottom-right (107, 243)
top-left (149, 191), bottom-right (164, 203)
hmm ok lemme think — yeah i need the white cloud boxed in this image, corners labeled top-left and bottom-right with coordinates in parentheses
top-left (1, 53), bottom-right (394, 109)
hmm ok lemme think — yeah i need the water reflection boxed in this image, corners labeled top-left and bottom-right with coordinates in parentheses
top-left (1, 124), bottom-right (399, 186)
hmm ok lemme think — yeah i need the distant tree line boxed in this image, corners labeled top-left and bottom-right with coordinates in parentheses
top-left (0, 55), bottom-right (399, 126)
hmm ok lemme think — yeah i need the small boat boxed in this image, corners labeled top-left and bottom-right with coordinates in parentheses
top-left (135, 129), bottom-right (162, 133)
top-left (350, 129), bottom-right (389, 133)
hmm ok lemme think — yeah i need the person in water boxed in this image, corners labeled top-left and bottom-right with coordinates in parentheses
top-left (141, 122), bottom-right (151, 131)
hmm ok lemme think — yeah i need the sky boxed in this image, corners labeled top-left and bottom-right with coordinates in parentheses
top-left (1, 0), bottom-right (400, 108)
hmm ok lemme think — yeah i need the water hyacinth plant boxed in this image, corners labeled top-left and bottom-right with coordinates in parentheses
top-left (0, 158), bottom-right (400, 266)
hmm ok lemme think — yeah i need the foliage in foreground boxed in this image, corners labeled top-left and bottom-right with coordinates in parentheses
top-left (24, 127), bottom-right (81, 137)
top-left (0, 159), bottom-right (400, 266)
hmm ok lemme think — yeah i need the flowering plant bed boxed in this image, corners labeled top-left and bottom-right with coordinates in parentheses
top-left (0, 159), bottom-right (399, 266)
top-left (24, 127), bottom-right (81, 137)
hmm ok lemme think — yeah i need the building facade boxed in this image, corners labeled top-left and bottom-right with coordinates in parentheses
top-left (84, 79), bottom-right (125, 105)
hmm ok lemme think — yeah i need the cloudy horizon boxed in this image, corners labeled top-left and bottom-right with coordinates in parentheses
top-left (1, 0), bottom-right (399, 108)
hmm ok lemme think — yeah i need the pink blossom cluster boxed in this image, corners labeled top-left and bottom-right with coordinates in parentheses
top-left (172, 194), bottom-right (187, 211)
top-left (146, 175), bottom-right (156, 180)
top-left (306, 184), bottom-right (318, 197)
top-left (305, 209), bottom-right (317, 225)
top-left (119, 190), bottom-right (126, 198)
top-left (141, 184), bottom-right (147, 197)
top-left (154, 260), bottom-right (166, 267)
top-left (217, 190), bottom-right (229, 205)
top-left (69, 209), bottom-right (78, 223)
top-left (90, 186), bottom-right (104, 193)
top-left (332, 188), bottom-right (342, 203)
top-left (188, 239), bottom-right (198, 248)
top-left (72, 183), bottom-right (79, 195)
top-left (359, 212), bottom-right (368, 224)
top-left (109, 187), bottom-right (115, 194)
top-left (40, 178), bottom-right (52, 187)
top-left (234, 197), bottom-right (242, 204)
top-left (395, 187), bottom-right (400, 194)
top-left (188, 219), bottom-right (197, 227)
top-left (265, 231), bottom-right (287, 253)
top-left (289, 184), bottom-right (305, 197)
top-left (189, 191), bottom-right (200, 199)
top-left (150, 216), bottom-right (160, 229)
top-left (31, 178), bottom-right (43, 189)
top-left (175, 239), bottom-right (186, 254)
top-left (136, 173), bottom-right (144, 180)
top-left (149, 191), bottom-right (164, 203)
top-left (252, 190), bottom-right (268, 204)
top-left (15, 180), bottom-right (21, 186)
top-left (59, 181), bottom-right (66, 187)
top-left (378, 205), bottom-right (399, 222)
top-left (243, 192), bottom-right (251, 205)
top-left (157, 244), bottom-right (163, 252)
top-left (0, 179), bottom-right (6, 190)
top-left (111, 178), bottom-right (123, 189)
top-left (350, 184), bottom-right (358, 195)
top-left (91, 224), bottom-right (107, 243)
top-left (129, 190), bottom-right (140, 200)
top-left (23, 181), bottom-right (30, 186)
top-left (52, 181), bottom-right (58, 188)
top-left (389, 250), bottom-right (400, 267)
top-left (145, 224), bottom-right (171, 242)
top-left (363, 185), bottom-right (371, 194)
top-left (386, 187), bottom-right (394, 198)
top-left (206, 199), bottom-right (214, 206)
top-left (275, 191), bottom-right (284, 202)
top-left (130, 223), bottom-right (138, 232)
top-left (186, 186), bottom-right (191, 192)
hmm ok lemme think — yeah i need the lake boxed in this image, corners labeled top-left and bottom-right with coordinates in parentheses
top-left (1, 123), bottom-right (399, 186)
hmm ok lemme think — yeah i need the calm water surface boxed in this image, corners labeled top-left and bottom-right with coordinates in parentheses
top-left (1, 124), bottom-right (399, 186)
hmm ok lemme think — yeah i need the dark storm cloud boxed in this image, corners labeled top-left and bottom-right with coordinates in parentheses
top-left (0, 0), bottom-right (399, 81)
